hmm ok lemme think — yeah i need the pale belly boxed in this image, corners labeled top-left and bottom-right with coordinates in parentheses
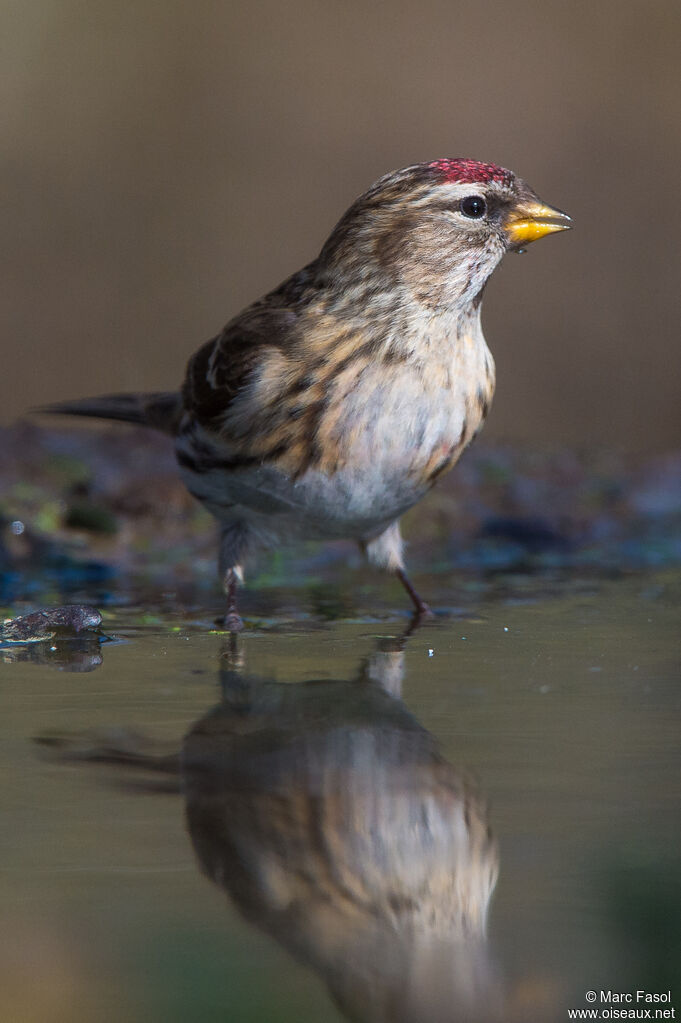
top-left (178, 334), bottom-right (494, 543)
top-left (179, 395), bottom-right (487, 545)
top-left (180, 458), bottom-right (427, 543)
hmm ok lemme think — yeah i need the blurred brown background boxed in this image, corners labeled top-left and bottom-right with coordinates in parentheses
top-left (2, 0), bottom-right (680, 451)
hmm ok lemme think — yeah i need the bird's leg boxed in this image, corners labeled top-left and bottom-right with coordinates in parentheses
top-left (217, 523), bottom-right (250, 632)
top-left (362, 521), bottom-right (434, 621)
top-left (222, 567), bottom-right (244, 633)
top-left (395, 567), bottom-right (433, 620)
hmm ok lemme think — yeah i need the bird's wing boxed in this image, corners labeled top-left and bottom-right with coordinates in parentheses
top-left (182, 306), bottom-right (298, 432)
top-left (182, 261), bottom-right (324, 434)
top-left (181, 266), bottom-right (330, 476)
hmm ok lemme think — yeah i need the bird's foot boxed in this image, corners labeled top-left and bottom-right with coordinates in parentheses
top-left (225, 611), bottom-right (244, 633)
top-left (214, 612), bottom-right (245, 633)
top-left (403, 604), bottom-right (435, 637)
top-left (395, 569), bottom-right (434, 621)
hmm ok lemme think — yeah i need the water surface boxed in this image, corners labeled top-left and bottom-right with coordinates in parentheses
top-left (1, 573), bottom-right (679, 1022)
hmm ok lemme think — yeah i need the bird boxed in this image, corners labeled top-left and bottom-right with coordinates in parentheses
top-left (41, 158), bottom-right (571, 629)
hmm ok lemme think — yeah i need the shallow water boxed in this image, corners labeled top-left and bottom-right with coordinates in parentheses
top-left (1, 573), bottom-right (680, 1023)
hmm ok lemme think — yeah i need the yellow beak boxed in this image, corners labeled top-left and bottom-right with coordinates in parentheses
top-left (505, 200), bottom-right (572, 247)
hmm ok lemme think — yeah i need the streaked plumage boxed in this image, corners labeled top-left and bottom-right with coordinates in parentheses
top-left (41, 159), bottom-right (571, 626)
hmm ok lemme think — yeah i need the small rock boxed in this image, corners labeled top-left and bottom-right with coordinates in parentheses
top-left (1, 604), bottom-right (102, 643)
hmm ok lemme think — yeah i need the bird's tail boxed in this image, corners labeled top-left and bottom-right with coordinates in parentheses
top-left (37, 392), bottom-right (182, 436)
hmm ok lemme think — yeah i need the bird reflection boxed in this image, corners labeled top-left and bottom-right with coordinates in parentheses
top-left (183, 633), bottom-right (503, 1023)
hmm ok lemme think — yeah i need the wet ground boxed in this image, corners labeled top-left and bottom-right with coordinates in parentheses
top-left (1, 427), bottom-right (680, 1022)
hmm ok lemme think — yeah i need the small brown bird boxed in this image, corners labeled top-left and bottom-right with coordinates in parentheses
top-left (43, 159), bottom-right (571, 628)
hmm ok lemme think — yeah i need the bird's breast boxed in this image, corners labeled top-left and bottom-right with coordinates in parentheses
top-left (177, 325), bottom-right (495, 540)
top-left (312, 329), bottom-right (495, 489)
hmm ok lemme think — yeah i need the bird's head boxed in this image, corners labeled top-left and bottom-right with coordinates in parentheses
top-left (320, 158), bottom-right (571, 312)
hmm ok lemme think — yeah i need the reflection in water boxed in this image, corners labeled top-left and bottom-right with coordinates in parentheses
top-left (1, 604), bottom-right (105, 671)
top-left (183, 636), bottom-right (502, 1022)
top-left (1, 633), bottom-right (103, 671)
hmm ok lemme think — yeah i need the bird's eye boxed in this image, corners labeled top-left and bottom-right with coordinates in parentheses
top-left (460, 195), bottom-right (487, 219)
